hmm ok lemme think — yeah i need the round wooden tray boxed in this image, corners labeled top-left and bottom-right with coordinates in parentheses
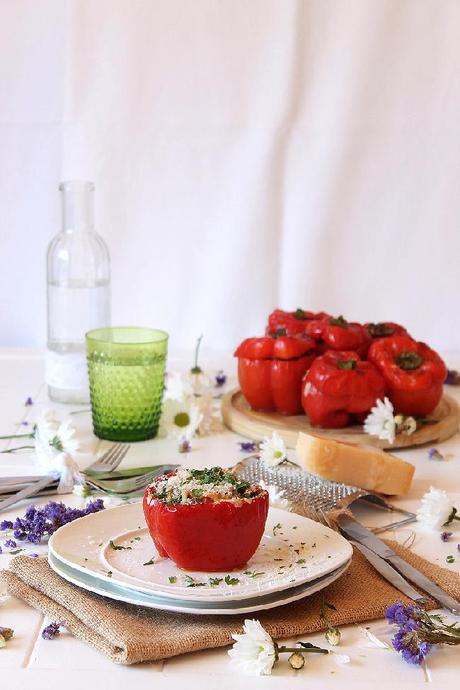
top-left (222, 390), bottom-right (460, 450)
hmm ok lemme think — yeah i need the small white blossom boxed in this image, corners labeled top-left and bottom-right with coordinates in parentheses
top-left (159, 398), bottom-right (203, 441)
top-left (34, 410), bottom-right (81, 493)
top-left (164, 372), bottom-right (194, 402)
top-left (259, 481), bottom-right (291, 511)
top-left (416, 487), bottom-right (454, 530)
top-left (331, 651), bottom-right (351, 664)
top-left (363, 397), bottom-right (396, 444)
top-left (228, 619), bottom-right (276, 676)
top-left (259, 431), bottom-right (287, 466)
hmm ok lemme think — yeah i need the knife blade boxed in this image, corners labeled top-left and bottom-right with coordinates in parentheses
top-left (0, 475), bottom-right (57, 512)
top-left (351, 540), bottom-right (427, 603)
top-left (338, 514), bottom-right (460, 614)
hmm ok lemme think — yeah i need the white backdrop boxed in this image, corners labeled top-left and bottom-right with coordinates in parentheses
top-left (1, 0), bottom-right (459, 354)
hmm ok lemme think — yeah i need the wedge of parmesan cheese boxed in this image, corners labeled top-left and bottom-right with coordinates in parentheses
top-left (295, 432), bottom-right (415, 495)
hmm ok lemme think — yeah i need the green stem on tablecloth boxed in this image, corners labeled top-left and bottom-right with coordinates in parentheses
top-left (0, 445), bottom-right (35, 453)
top-left (0, 433), bottom-right (33, 440)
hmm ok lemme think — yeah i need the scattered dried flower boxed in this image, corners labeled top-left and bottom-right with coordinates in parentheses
top-left (41, 622), bottom-right (64, 640)
top-left (445, 369), bottom-right (460, 385)
top-left (238, 441), bottom-right (258, 453)
top-left (428, 448), bottom-right (445, 461)
top-left (215, 370), bottom-right (227, 387)
top-left (441, 532), bottom-right (452, 542)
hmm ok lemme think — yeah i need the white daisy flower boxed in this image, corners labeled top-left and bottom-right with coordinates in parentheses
top-left (164, 371), bottom-right (194, 402)
top-left (34, 411), bottom-right (79, 463)
top-left (159, 398), bottom-right (203, 441)
top-left (259, 431), bottom-right (287, 466)
top-left (34, 410), bottom-right (81, 492)
top-left (363, 397), bottom-right (396, 444)
top-left (228, 619), bottom-right (276, 676)
top-left (416, 487), bottom-right (456, 530)
top-left (259, 481), bottom-right (291, 511)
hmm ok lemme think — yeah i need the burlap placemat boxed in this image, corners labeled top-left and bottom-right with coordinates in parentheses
top-left (2, 543), bottom-right (460, 665)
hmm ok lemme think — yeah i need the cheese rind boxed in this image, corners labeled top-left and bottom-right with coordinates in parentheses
top-left (295, 432), bottom-right (415, 495)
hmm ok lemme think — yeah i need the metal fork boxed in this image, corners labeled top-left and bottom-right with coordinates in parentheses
top-left (84, 464), bottom-right (177, 495)
top-left (85, 443), bottom-right (130, 474)
top-left (310, 505), bottom-right (427, 603)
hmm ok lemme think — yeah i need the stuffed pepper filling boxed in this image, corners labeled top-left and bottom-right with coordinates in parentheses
top-left (146, 467), bottom-right (263, 506)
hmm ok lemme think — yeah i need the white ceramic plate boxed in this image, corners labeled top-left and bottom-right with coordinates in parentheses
top-left (48, 551), bottom-right (351, 615)
top-left (48, 502), bottom-right (352, 603)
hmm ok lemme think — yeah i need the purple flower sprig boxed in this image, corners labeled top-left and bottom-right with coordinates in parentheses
top-left (445, 369), bottom-right (460, 386)
top-left (428, 448), bottom-right (445, 461)
top-left (215, 370), bottom-right (227, 387)
top-left (42, 621), bottom-right (64, 640)
top-left (238, 441), bottom-right (259, 453)
top-left (441, 531), bottom-right (453, 542)
top-left (0, 499), bottom-right (104, 545)
top-left (386, 602), bottom-right (460, 665)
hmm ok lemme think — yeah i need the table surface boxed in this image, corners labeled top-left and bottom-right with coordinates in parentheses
top-left (1, 348), bottom-right (460, 689)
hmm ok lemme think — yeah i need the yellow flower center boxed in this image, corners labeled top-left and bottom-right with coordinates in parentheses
top-left (174, 412), bottom-right (190, 428)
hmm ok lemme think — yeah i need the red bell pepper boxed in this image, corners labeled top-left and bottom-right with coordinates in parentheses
top-left (365, 322), bottom-right (409, 340)
top-left (143, 478), bottom-right (269, 571)
top-left (301, 350), bottom-right (386, 428)
top-left (234, 333), bottom-right (317, 414)
top-left (367, 335), bottom-right (446, 416)
top-left (267, 308), bottom-right (330, 336)
top-left (305, 316), bottom-right (372, 357)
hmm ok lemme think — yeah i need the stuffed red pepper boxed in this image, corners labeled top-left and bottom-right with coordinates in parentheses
top-left (368, 335), bottom-right (446, 416)
top-left (305, 316), bottom-right (372, 358)
top-left (234, 333), bottom-right (317, 415)
top-left (365, 322), bottom-right (409, 341)
top-left (267, 308), bottom-right (330, 336)
top-left (143, 468), bottom-right (269, 571)
top-left (301, 350), bottom-right (386, 428)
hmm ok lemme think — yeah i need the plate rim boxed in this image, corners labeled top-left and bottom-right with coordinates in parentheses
top-left (48, 551), bottom-right (352, 616)
top-left (48, 502), bottom-right (353, 603)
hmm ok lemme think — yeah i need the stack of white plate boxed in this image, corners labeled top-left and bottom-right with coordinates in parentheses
top-left (48, 503), bottom-right (353, 615)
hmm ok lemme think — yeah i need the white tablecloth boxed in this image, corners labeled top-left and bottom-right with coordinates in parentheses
top-left (1, 348), bottom-right (459, 689)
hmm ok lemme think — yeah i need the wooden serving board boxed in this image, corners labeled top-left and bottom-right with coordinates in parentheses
top-left (221, 390), bottom-right (460, 450)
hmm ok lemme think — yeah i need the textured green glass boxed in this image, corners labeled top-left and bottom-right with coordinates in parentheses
top-left (86, 327), bottom-right (168, 442)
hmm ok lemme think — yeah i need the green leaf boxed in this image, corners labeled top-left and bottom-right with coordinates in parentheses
top-left (109, 540), bottom-right (132, 551)
top-left (224, 575), bottom-right (240, 586)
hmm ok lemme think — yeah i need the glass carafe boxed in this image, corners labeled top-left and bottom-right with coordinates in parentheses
top-left (46, 181), bottom-right (111, 403)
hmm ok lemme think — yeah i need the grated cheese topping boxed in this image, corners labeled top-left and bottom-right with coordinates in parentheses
top-left (147, 467), bottom-right (263, 505)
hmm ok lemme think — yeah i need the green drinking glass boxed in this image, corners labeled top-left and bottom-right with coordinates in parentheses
top-left (86, 327), bottom-right (168, 442)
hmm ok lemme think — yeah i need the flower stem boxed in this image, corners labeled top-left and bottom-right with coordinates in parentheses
top-left (0, 445), bottom-right (35, 453)
top-left (0, 433), bottom-right (33, 440)
top-left (276, 645), bottom-right (328, 655)
top-left (190, 334), bottom-right (204, 374)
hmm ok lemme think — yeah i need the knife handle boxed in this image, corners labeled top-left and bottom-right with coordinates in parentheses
top-left (388, 555), bottom-right (460, 615)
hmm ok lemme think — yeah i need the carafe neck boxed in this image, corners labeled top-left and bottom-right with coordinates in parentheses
top-left (60, 180), bottom-right (95, 233)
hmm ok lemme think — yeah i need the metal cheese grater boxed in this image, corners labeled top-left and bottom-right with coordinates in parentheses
top-left (233, 455), bottom-right (416, 532)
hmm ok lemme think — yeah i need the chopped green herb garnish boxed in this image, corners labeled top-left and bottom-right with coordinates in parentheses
top-left (168, 576), bottom-right (177, 584)
top-left (447, 555), bottom-right (455, 564)
top-left (243, 570), bottom-right (265, 578)
top-left (9, 549), bottom-right (24, 555)
top-left (109, 540), bottom-right (132, 551)
top-left (209, 577), bottom-right (224, 587)
top-left (107, 571), bottom-right (113, 577)
top-left (273, 523), bottom-right (282, 536)
top-left (143, 557), bottom-right (156, 566)
top-left (184, 575), bottom-right (206, 588)
top-left (224, 575), bottom-right (240, 586)
top-left (296, 559), bottom-right (306, 564)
